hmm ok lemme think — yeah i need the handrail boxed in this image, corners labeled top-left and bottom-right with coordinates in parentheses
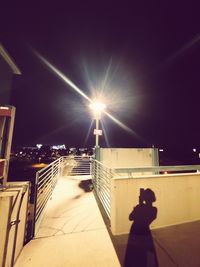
top-left (91, 158), bottom-right (114, 220)
top-left (92, 158), bottom-right (111, 169)
top-left (32, 156), bottom-right (92, 236)
top-left (115, 165), bottom-right (200, 174)
top-left (36, 157), bottom-right (62, 174)
top-left (61, 155), bottom-right (92, 176)
top-left (33, 157), bottom-right (63, 236)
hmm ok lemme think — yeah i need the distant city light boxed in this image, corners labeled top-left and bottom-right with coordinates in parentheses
top-left (193, 148), bottom-right (197, 152)
top-left (31, 163), bottom-right (48, 169)
top-left (36, 144), bottom-right (43, 149)
top-left (159, 149), bottom-right (164, 152)
top-left (52, 144), bottom-right (66, 150)
top-left (0, 106), bottom-right (9, 110)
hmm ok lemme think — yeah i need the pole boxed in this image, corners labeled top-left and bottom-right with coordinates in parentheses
top-left (95, 115), bottom-right (100, 161)
top-left (95, 117), bottom-right (99, 148)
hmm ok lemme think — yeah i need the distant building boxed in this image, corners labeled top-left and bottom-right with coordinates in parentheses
top-left (0, 44), bottom-right (21, 184)
top-left (0, 43), bottom-right (21, 105)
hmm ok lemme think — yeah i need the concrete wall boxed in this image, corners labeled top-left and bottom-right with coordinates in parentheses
top-left (110, 173), bottom-right (200, 235)
top-left (0, 182), bottom-right (29, 267)
top-left (100, 148), bottom-right (158, 169)
top-left (0, 194), bottom-right (13, 267)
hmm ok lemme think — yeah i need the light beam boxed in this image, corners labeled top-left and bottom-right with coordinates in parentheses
top-left (33, 50), bottom-right (92, 103)
top-left (33, 50), bottom-right (142, 140)
top-left (101, 120), bottom-right (110, 147)
top-left (83, 120), bottom-right (94, 146)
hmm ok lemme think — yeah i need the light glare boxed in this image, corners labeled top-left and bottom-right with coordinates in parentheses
top-left (33, 50), bottom-right (144, 142)
top-left (89, 101), bottom-right (106, 112)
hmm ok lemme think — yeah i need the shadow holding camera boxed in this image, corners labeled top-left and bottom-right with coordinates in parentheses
top-left (124, 188), bottom-right (159, 267)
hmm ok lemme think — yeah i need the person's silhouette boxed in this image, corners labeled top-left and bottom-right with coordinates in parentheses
top-left (124, 188), bottom-right (158, 267)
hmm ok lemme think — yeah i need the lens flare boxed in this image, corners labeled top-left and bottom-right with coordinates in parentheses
top-left (33, 50), bottom-right (92, 103)
top-left (104, 111), bottom-right (135, 135)
top-left (33, 49), bottom-right (143, 143)
top-left (157, 33), bottom-right (200, 72)
top-left (83, 120), bottom-right (94, 146)
top-left (166, 34), bottom-right (200, 63)
top-left (101, 120), bottom-right (110, 147)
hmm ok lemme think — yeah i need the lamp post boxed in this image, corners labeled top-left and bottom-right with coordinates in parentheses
top-left (89, 101), bottom-right (106, 159)
top-left (95, 115), bottom-right (100, 147)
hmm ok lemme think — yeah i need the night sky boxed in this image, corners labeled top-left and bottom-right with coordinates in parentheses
top-left (1, 2), bottom-right (200, 149)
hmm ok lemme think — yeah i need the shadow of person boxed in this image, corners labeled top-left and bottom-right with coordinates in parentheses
top-left (124, 188), bottom-right (159, 267)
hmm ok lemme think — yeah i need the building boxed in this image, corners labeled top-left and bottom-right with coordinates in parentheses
top-left (0, 43), bottom-right (21, 105)
top-left (0, 44), bottom-right (21, 184)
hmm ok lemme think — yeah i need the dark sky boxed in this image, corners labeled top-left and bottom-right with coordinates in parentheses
top-left (1, 2), bottom-right (200, 148)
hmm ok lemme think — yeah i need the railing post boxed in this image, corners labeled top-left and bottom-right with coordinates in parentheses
top-left (58, 157), bottom-right (61, 177)
top-left (93, 159), bottom-right (97, 191)
top-left (96, 161), bottom-right (99, 194)
top-left (90, 157), bottom-right (92, 176)
top-left (60, 156), bottom-right (65, 177)
top-left (32, 172), bottom-right (39, 238)
top-left (59, 156), bottom-right (64, 177)
top-left (51, 163), bottom-right (54, 199)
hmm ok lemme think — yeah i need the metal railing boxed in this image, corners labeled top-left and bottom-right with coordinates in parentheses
top-left (62, 156), bottom-right (92, 176)
top-left (115, 165), bottom-right (200, 177)
top-left (91, 159), bottom-right (114, 220)
top-left (33, 157), bottom-right (64, 236)
top-left (32, 154), bottom-right (200, 237)
top-left (91, 163), bottom-right (200, 221)
top-left (33, 156), bottom-right (92, 236)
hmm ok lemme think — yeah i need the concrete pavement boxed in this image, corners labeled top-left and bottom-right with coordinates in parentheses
top-left (109, 220), bottom-right (200, 267)
top-left (14, 176), bottom-right (120, 267)
top-left (14, 174), bottom-right (200, 267)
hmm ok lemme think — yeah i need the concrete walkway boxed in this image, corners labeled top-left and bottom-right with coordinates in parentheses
top-left (15, 176), bottom-right (120, 267)
top-left (110, 220), bottom-right (200, 267)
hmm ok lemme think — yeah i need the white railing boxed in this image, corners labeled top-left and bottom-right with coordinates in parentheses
top-left (33, 156), bottom-right (92, 236)
top-left (33, 154), bottom-right (200, 236)
top-left (115, 165), bottom-right (200, 176)
top-left (91, 162), bottom-right (200, 223)
top-left (62, 156), bottom-right (92, 176)
top-left (33, 157), bottom-right (64, 236)
top-left (91, 159), bottom-right (114, 220)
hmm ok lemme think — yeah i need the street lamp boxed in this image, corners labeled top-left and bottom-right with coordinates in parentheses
top-left (89, 101), bottom-right (106, 158)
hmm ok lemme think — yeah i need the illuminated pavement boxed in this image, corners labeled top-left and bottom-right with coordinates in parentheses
top-left (14, 174), bottom-right (200, 267)
top-left (14, 176), bottom-right (120, 267)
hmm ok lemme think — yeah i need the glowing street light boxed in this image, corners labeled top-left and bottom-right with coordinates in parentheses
top-left (89, 101), bottom-right (106, 148)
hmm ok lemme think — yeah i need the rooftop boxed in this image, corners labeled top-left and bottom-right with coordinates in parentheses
top-left (13, 155), bottom-right (200, 267)
top-left (14, 175), bottom-right (120, 267)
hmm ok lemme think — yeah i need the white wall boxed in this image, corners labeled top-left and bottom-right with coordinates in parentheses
top-left (0, 182), bottom-right (29, 267)
top-left (100, 148), bottom-right (158, 169)
top-left (110, 173), bottom-right (200, 235)
top-left (0, 194), bottom-right (13, 267)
